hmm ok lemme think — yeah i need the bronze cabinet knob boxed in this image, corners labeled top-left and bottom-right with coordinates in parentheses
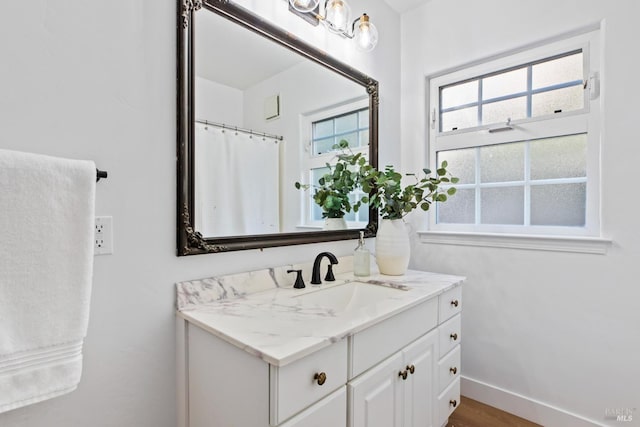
top-left (314, 372), bottom-right (327, 386)
top-left (451, 300), bottom-right (459, 307)
top-left (450, 366), bottom-right (458, 375)
top-left (450, 333), bottom-right (458, 341)
top-left (406, 365), bottom-right (415, 374)
top-left (398, 370), bottom-right (408, 380)
top-left (450, 399), bottom-right (458, 408)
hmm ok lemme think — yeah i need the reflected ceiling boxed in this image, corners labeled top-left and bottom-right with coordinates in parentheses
top-left (195, 10), bottom-right (303, 89)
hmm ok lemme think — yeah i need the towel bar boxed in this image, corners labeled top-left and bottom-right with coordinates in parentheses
top-left (96, 169), bottom-right (108, 182)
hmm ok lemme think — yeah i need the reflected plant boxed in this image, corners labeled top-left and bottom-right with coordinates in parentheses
top-left (295, 140), bottom-right (367, 219)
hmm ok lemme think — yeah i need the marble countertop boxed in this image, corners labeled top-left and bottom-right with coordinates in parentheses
top-left (177, 268), bottom-right (465, 367)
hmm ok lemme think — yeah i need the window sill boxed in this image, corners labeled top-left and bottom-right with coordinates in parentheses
top-left (417, 231), bottom-right (612, 254)
top-left (296, 225), bottom-right (323, 230)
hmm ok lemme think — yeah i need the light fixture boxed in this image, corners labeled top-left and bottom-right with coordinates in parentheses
top-left (324, 0), bottom-right (351, 34)
top-left (287, 0), bottom-right (379, 51)
top-left (353, 13), bottom-right (378, 52)
top-left (289, 0), bottom-right (320, 13)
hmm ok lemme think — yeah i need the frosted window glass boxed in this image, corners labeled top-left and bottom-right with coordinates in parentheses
top-left (481, 187), bottom-right (524, 224)
top-left (483, 68), bottom-right (527, 100)
top-left (532, 86), bottom-right (584, 116)
top-left (441, 80), bottom-right (478, 109)
top-left (343, 207), bottom-right (356, 222)
top-left (312, 202), bottom-right (323, 221)
top-left (480, 143), bottom-right (524, 183)
top-left (532, 52), bottom-right (582, 89)
top-left (313, 138), bottom-right (335, 155)
top-left (531, 183), bottom-right (586, 226)
top-left (344, 193), bottom-right (368, 223)
top-left (441, 107), bottom-right (477, 131)
top-left (438, 148), bottom-right (476, 184)
top-left (530, 134), bottom-right (587, 180)
top-left (482, 97), bottom-right (527, 125)
top-left (437, 188), bottom-right (475, 224)
top-left (339, 132), bottom-right (358, 148)
top-left (312, 166), bottom-right (329, 182)
top-left (335, 113), bottom-right (358, 133)
top-left (358, 130), bottom-right (369, 147)
top-left (358, 110), bottom-right (368, 128)
top-left (313, 120), bottom-right (333, 138)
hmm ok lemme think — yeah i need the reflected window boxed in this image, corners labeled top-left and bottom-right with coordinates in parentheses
top-left (312, 108), bottom-right (369, 155)
top-left (300, 100), bottom-right (369, 228)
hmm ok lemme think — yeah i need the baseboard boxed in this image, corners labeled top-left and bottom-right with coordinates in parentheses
top-left (461, 376), bottom-right (607, 427)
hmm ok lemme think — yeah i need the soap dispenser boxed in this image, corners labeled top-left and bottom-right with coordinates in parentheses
top-left (353, 231), bottom-right (370, 277)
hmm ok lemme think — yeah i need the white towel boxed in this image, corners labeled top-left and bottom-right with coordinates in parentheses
top-left (0, 149), bottom-right (96, 413)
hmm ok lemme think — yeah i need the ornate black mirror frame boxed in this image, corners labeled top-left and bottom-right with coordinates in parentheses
top-left (177, 0), bottom-right (379, 255)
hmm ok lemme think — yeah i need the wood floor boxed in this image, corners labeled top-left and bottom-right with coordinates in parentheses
top-left (446, 396), bottom-right (542, 427)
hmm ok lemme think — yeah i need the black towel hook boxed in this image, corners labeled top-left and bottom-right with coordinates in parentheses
top-left (96, 169), bottom-right (108, 182)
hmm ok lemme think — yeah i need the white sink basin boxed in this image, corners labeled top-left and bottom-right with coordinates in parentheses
top-left (294, 281), bottom-right (406, 313)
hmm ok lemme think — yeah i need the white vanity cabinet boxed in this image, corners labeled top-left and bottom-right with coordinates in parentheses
top-left (179, 322), bottom-right (347, 427)
top-left (435, 286), bottom-right (463, 426)
top-left (349, 329), bottom-right (438, 427)
top-left (176, 271), bottom-right (464, 427)
top-left (348, 286), bottom-right (463, 427)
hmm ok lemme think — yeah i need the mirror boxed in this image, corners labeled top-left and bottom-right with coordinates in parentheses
top-left (177, 0), bottom-right (379, 255)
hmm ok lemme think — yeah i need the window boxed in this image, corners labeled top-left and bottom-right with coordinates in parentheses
top-left (429, 30), bottom-right (601, 237)
top-left (311, 108), bottom-right (369, 155)
top-left (439, 51), bottom-right (584, 132)
top-left (300, 100), bottom-right (369, 228)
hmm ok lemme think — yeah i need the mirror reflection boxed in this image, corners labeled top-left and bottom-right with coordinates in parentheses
top-left (193, 8), bottom-right (370, 238)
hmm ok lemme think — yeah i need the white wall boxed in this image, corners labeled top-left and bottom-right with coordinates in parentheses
top-left (195, 77), bottom-right (243, 125)
top-left (401, 1), bottom-right (640, 425)
top-left (0, 1), bottom-right (399, 426)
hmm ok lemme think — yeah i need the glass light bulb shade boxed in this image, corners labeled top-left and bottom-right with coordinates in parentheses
top-left (324, 0), bottom-right (351, 34)
top-left (354, 15), bottom-right (378, 51)
top-left (289, 0), bottom-right (320, 13)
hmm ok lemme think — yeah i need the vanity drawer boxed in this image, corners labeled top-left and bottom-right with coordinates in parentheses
top-left (350, 297), bottom-right (438, 379)
top-left (279, 386), bottom-right (346, 427)
top-left (270, 339), bottom-right (348, 426)
top-left (437, 377), bottom-right (461, 427)
top-left (438, 345), bottom-right (460, 394)
top-left (438, 314), bottom-right (461, 358)
top-left (438, 286), bottom-right (462, 323)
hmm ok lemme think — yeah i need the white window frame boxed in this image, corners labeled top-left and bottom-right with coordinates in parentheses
top-left (426, 29), bottom-right (603, 243)
top-left (298, 98), bottom-right (369, 229)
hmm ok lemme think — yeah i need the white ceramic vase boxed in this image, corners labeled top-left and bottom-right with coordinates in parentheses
top-left (375, 219), bottom-right (410, 275)
top-left (324, 217), bottom-right (347, 230)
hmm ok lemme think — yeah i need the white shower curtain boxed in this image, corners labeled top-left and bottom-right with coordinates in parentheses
top-left (195, 123), bottom-right (281, 237)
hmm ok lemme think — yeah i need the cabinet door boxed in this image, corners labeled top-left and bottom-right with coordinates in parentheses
top-left (348, 352), bottom-right (403, 427)
top-left (402, 330), bottom-right (438, 427)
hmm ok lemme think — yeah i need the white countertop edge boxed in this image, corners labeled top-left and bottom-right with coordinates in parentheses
top-left (177, 270), bottom-right (465, 367)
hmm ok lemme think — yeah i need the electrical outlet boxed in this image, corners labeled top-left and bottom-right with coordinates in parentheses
top-left (94, 216), bottom-right (113, 255)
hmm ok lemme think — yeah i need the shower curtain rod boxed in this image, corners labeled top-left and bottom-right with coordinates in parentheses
top-left (196, 119), bottom-right (283, 141)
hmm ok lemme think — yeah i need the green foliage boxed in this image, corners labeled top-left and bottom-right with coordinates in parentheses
top-left (362, 160), bottom-right (459, 220)
top-left (295, 140), bottom-right (366, 219)
top-left (295, 139), bottom-right (459, 220)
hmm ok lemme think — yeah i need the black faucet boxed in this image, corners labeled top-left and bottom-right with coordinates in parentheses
top-left (287, 269), bottom-right (305, 289)
top-left (311, 252), bottom-right (339, 285)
